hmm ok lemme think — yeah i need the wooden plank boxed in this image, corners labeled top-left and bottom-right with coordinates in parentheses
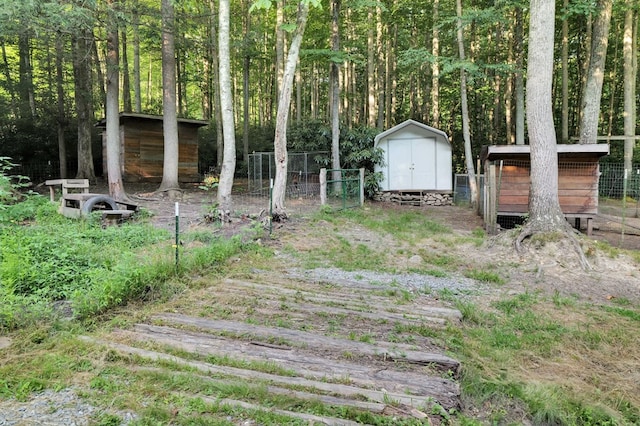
top-left (119, 324), bottom-right (459, 404)
top-left (154, 313), bottom-right (460, 370)
top-left (79, 336), bottom-right (458, 410)
top-left (222, 279), bottom-right (462, 321)
top-left (204, 396), bottom-right (365, 425)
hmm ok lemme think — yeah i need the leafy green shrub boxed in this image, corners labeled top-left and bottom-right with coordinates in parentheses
top-left (288, 120), bottom-right (384, 198)
top-left (0, 156), bottom-right (33, 218)
top-left (0, 192), bottom-right (262, 329)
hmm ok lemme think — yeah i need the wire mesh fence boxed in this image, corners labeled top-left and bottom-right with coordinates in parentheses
top-left (455, 162), bottom-right (640, 234)
top-left (324, 169), bottom-right (364, 210)
top-left (599, 163), bottom-right (640, 199)
top-left (11, 160), bottom-right (77, 183)
top-left (226, 187), bottom-right (322, 219)
top-left (247, 151), bottom-right (328, 194)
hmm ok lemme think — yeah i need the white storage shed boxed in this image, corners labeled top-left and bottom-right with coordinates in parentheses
top-left (374, 119), bottom-right (452, 192)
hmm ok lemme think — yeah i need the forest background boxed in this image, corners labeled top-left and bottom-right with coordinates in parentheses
top-left (0, 0), bottom-right (638, 184)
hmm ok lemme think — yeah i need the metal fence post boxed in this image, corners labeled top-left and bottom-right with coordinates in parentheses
top-left (359, 168), bottom-right (365, 206)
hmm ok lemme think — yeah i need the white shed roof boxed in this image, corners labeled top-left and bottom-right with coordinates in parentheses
top-left (374, 119), bottom-right (449, 145)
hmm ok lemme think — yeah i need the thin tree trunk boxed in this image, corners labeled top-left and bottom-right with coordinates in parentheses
top-left (456, 0), bottom-right (478, 211)
top-left (217, 0), bottom-right (237, 212)
top-left (506, 17), bottom-right (514, 144)
top-left (122, 28), bottom-right (132, 112)
top-left (375, 5), bottom-right (384, 129)
top-left (296, 67), bottom-right (302, 123)
top-left (623, 0), bottom-right (636, 172)
top-left (158, 0), bottom-right (180, 194)
top-left (272, 2), bottom-right (310, 216)
top-left (366, 7), bottom-right (376, 127)
top-left (55, 33), bottom-right (67, 179)
top-left (1, 39), bottom-right (17, 118)
top-left (330, 0), bottom-right (342, 187)
top-left (91, 31), bottom-right (106, 113)
top-left (431, 0), bottom-right (440, 128)
top-left (105, 0), bottom-right (127, 200)
top-left (242, 0), bottom-right (251, 167)
top-left (561, 0), bottom-right (569, 143)
top-left (18, 32), bottom-right (36, 118)
top-left (73, 30), bottom-right (96, 181)
top-left (515, 6), bottom-right (525, 145)
top-left (133, 0), bottom-right (142, 113)
top-left (579, 0), bottom-right (613, 144)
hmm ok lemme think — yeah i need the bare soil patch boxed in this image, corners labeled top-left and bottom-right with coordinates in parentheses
top-left (106, 180), bottom-right (638, 304)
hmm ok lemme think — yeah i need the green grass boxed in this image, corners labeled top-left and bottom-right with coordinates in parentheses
top-left (0, 196), bottom-right (256, 330)
top-left (2, 195), bottom-right (639, 425)
top-left (446, 293), bottom-right (640, 425)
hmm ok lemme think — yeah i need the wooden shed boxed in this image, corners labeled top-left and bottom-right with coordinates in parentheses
top-left (481, 144), bottom-right (609, 234)
top-left (374, 119), bottom-right (452, 194)
top-left (97, 113), bottom-right (208, 183)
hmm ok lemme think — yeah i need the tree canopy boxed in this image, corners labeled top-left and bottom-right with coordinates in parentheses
top-left (0, 0), bottom-right (638, 175)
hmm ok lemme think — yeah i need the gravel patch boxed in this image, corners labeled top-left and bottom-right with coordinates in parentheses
top-left (286, 266), bottom-right (486, 294)
top-left (0, 388), bottom-right (137, 426)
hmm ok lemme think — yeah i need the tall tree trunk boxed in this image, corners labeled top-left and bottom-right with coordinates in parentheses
top-left (456, 0), bottom-right (478, 211)
top-left (561, 0), bottom-right (569, 143)
top-left (18, 32), bottom-right (36, 118)
top-left (133, 0), bottom-right (142, 113)
top-left (105, 1), bottom-right (127, 200)
top-left (91, 31), bottom-right (106, 114)
top-left (275, 0), bottom-right (285, 101)
top-left (242, 0), bottom-right (251, 167)
top-left (506, 17), bottom-right (514, 144)
top-left (55, 33), bottom-right (67, 179)
top-left (272, 1), bottom-right (310, 216)
top-left (431, 0), bottom-right (440, 128)
top-left (623, 1), bottom-right (636, 172)
top-left (208, 0), bottom-right (223, 167)
top-left (296, 67), bottom-right (302, 123)
top-left (122, 27), bottom-right (132, 112)
top-left (1, 39), bottom-right (18, 118)
top-left (158, 0), bottom-right (180, 194)
top-left (73, 30), bottom-right (96, 181)
top-left (366, 7), bottom-right (376, 127)
top-left (523, 0), bottom-right (566, 232)
top-left (520, 0), bottom-right (590, 271)
top-left (217, 0), bottom-right (236, 212)
top-left (514, 7), bottom-right (525, 145)
top-left (375, 4), bottom-right (384, 129)
top-left (579, 0), bottom-right (613, 144)
top-left (330, 0), bottom-right (342, 186)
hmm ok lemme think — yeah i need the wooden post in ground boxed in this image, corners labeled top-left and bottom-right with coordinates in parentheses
top-left (320, 168), bottom-right (327, 205)
top-left (486, 164), bottom-right (498, 234)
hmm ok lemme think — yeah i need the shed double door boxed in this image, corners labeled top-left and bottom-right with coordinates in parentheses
top-left (388, 138), bottom-right (436, 190)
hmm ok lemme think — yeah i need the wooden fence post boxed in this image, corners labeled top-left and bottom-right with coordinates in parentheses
top-left (320, 168), bottom-right (327, 205)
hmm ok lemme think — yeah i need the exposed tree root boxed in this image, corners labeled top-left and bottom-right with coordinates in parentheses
top-left (272, 210), bottom-right (288, 223)
top-left (515, 221), bottom-right (592, 271)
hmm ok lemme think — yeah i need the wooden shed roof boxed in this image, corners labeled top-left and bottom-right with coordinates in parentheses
top-left (481, 144), bottom-right (609, 162)
top-left (96, 112), bottom-right (209, 128)
top-left (374, 119), bottom-right (449, 145)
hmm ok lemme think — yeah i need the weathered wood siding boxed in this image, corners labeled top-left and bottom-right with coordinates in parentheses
top-left (101, 114), bottom-right (206, 183)
top-left (496, 161), bottom-right (599, 215)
